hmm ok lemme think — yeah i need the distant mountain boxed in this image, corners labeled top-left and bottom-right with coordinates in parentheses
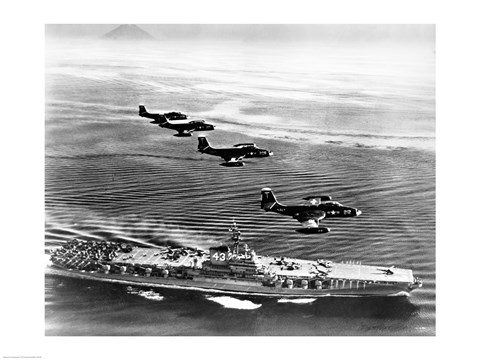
top-left (102, 24), bottom-right (154, 40)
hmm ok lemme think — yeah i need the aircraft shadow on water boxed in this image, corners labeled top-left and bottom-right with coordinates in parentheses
top-left (197, 137), bottom-right (273, 167)
top-left (260, 188), bottom-right (361, 234)
top-left (139, 105), bottom-right (215, 136)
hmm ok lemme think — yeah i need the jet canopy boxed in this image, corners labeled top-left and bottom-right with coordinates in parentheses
top-left (323, 201), bottom-right (343, 206)
top-left (303, 195), bottom-right (332, 201)
top-left (302, 195), bottom-right (332, 205)
top-left (164, 112), bottom-right (188, 120)
top-left (233, 143), bottom-right (257, 148)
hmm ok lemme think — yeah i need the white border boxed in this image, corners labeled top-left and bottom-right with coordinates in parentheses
top-left (3, 0), bottom-right (479, 359)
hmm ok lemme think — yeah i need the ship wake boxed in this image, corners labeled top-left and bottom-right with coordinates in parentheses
top-left (206, 296), bottom-right (262, 310)
top-left (126, 286), bottom-right (164, 301)
top-left (278, 298), bottom-right (317, 304)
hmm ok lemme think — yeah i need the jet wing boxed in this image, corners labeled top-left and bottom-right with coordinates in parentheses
top-left (143, 113), bottom-right (163, 122)
top-left (223, 156), bottom-right (245, 163)
top-left (293, 210), bottom-right (326, 226)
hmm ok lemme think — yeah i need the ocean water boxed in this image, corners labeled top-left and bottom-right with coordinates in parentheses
top-left (45, 38), bottom-right (435, 336)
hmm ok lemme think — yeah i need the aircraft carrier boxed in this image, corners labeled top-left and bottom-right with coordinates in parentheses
top-left (48, 222), bottom-right (422, 297)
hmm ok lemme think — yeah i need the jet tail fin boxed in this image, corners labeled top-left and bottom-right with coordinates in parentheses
top-left (261, 188), bottom-right (278, 210)
top-left (197, 137), bottom-right (211, 151)
top-left (139, 105), bottom-right (166, 124)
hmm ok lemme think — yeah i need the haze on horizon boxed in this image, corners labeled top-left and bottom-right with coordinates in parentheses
top-left (45, 24), bottom-right (434, 44)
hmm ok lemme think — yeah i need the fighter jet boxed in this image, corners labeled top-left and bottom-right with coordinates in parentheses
top-left (139, 105), bottom-right (215, 136)
top-left (377, 266), bottom-right (395, 275)
top-left (260, 188), bottom-right (361, 234)
top-left (198, 137), bottom-right (273, 166)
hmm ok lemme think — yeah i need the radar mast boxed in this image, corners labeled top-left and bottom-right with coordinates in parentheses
top-left (229, 220), bottom-right (241, 255)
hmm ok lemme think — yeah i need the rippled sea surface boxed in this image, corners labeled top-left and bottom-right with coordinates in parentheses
top-left (45, 38), bottom-right (435, 336)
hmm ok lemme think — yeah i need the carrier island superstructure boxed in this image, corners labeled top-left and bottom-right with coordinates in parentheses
top-left (49, 222), bottom-right (422, 297)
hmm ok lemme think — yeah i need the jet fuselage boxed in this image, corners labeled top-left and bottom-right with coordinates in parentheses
top-left (269, 203), bottom-right (361, 219)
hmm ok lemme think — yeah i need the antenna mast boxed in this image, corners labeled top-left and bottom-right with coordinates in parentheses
top-left (229, 220), bottom-right (241, 255)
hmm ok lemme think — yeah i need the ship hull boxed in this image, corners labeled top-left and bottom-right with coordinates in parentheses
top-left (48, 264), bottom-right (413, 297)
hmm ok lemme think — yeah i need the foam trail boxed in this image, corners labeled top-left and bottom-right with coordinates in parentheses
top-left (278, 298), bottom-right (317, 304)
top-left (206, 296), bottom-right (262, 310)
top-left (126, 286), bottom-right (164, 301)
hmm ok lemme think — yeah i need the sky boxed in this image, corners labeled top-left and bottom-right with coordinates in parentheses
top-left (45, 24), bottom-right (435, 43)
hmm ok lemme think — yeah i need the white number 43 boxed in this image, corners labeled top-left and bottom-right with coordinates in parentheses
top-left (212, 252), bottom-right (226, 261)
